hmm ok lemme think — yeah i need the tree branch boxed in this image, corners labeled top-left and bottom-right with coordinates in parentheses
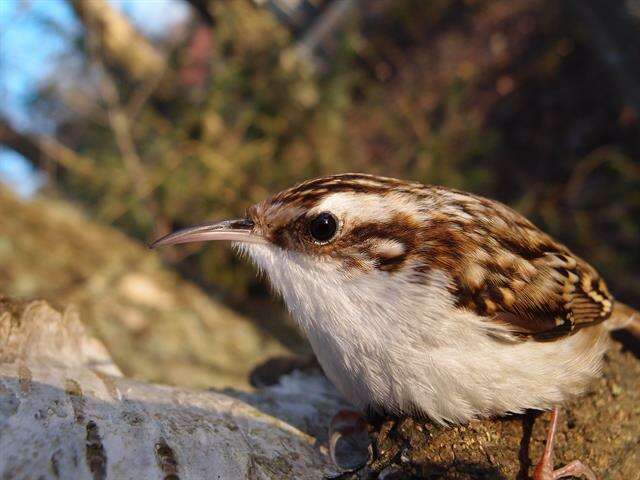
top-left (0, 117), bottom-right (94, 178)
top-left (1, 294), bottom-right (638, 479)
top-left (184, 0), bottom-right (216, 25)
top-left (0, 298), bottom-right (332, 479)
top-left (68, 0), bottom-right (166, 83)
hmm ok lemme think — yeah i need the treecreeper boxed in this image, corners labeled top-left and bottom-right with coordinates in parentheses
top-left (151, 173), bottom-right (639, 479)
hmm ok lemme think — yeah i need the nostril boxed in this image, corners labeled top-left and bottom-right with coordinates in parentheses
top-left (229, 218), bottom-right (254, 230)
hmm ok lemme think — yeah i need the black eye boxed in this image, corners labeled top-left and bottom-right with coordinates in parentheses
top-left (309, 212), bottom-right (338, 243)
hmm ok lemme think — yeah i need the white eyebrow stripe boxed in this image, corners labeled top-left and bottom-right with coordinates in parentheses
top-left (311, 192), bottom-right (425, 224)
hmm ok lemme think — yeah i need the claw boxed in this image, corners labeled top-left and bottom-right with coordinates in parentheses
top-left (328, 410), bottom-right (371, 472)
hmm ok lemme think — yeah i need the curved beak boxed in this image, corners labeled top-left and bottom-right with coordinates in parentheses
top-left (149, 218), bottom-right (266, 249)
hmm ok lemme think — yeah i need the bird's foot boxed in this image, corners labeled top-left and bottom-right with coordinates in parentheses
top-left (328, 410), bottom-right (371, 473)
top-left (533, 407), bottom-right (596, 480)
top-left (327, 409), bottom-right (436, 480)
top-left (327, 411), bottom-right (426, 478)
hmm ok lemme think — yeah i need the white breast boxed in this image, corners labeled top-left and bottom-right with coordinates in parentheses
top-left (240, 244), bottom-right (609, 424)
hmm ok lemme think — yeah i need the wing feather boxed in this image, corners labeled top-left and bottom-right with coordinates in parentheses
top-left (440, 193), bottom-right (614, 341)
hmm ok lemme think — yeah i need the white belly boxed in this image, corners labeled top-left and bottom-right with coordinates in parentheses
top-left (307, 318), bottom-right (608, 424)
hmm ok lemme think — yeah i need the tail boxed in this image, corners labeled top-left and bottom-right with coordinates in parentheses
top-left (607, 301), bottom-right (640, 337)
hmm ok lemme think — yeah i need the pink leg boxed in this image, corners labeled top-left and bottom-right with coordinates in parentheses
top-left (533, 406), bottom-right (597, 480)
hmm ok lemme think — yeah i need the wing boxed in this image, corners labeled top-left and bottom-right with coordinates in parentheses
top-left (430, 190), bottom-right (614, 341)
top-left (453, 250), bottom-right (614, 340)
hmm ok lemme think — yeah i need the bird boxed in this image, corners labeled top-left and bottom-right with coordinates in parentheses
top-left (151, 173), bottom-right (638, 480)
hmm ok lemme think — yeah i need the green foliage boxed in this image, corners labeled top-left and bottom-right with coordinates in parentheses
top-left (39, 0), bottom-right (640, 305)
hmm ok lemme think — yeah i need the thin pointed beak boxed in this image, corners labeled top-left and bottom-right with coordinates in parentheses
top-left (149, 218), bottom-right (266, 249)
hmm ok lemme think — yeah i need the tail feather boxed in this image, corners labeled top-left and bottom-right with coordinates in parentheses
top-left (607, 302), bottom-right (640, 337)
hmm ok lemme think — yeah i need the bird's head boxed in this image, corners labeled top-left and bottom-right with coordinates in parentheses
top-left (150, 174), bottom-right (446, 327)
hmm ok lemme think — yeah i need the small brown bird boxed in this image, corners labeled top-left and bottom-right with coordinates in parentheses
top-left (152, 173), bottom-right (638, 479)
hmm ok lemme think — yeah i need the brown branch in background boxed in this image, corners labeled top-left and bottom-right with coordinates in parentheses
top-left (287, 0), bottom-right (362, 71)
top-left (90, 54), bottom-right (145, 185)
top-left (0, 117), bottom-right (94, 179)
top-left (126, 70), bottom-right (168, 120)
top-left (68, 0), bottom-right (166, 83)
top-left (184, 0), bottom-right (216, 26)
top-left (565, 146), bottom-right (640, 207)
top-left (81, 15), bottom-right (164, 230)
top-left (71, 0), bottom-right (193, 229)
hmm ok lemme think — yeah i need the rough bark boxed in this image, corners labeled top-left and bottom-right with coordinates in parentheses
top-left (1, 296), bottom-right (638, 479)
top-left (0, 298), bottom-right (338, 479)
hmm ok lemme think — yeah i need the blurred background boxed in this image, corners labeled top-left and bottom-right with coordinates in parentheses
top-left (1, 0), bottom-right (639, 389)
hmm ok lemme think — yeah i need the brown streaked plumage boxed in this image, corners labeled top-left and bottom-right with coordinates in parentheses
top-left (247, 173), bottom-right (615, 342)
